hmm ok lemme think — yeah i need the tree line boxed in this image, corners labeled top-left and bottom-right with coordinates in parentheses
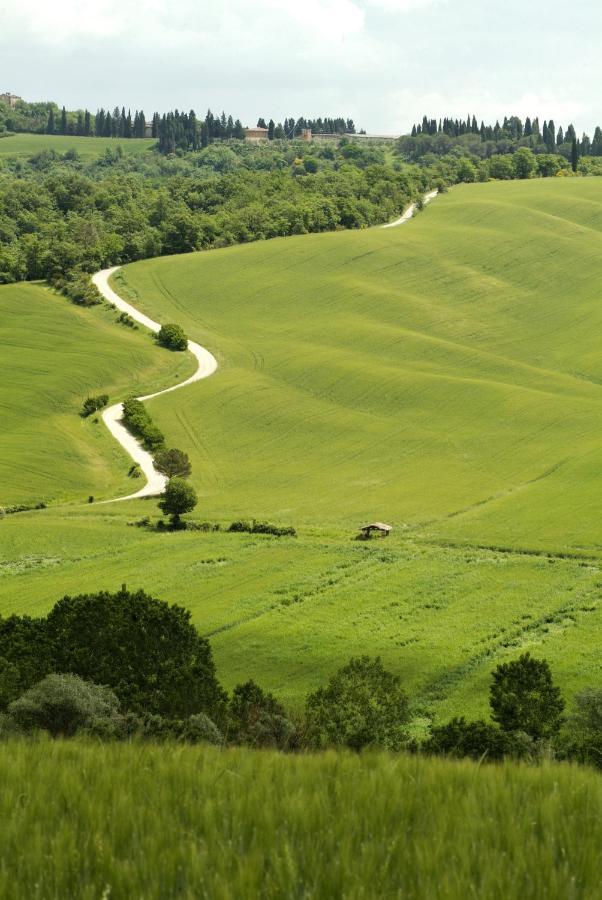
top-left (401, 113), bottom-right (602, 164)
top-left (0, 587), bottom-right (599, 768)
top-left (0, 96), bottom-right (357, 150)
top-left (0, 139), bottom-right (439, 285)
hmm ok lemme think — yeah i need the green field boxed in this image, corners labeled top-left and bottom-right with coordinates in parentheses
top-left (0, 740), bottom-right (599, 899)
top-left (0, 283), bottom-right (195, 505)
top-left (1, 178), bottom-right (601, 720)
top-left (0, 132), bottom-right (155, 159)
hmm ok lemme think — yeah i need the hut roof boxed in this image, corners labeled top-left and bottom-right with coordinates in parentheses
top-left (360, 522), bottom-right (392, 532)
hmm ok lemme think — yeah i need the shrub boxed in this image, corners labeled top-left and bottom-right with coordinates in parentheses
top-left (228, 680), bottom-right (295, 749)
top-left (52, 272), bottom-right (103, 307)
top-left (305, 656), bottom-right (410, 751)
top-left (490, 653), bottom-right (565, 739)
top-left (227, 520), bottom-right (296, 537)
top-left (423, 717), bottom-right (532, 761)
top-left (179, 713), bottom-right (223, 745)
top-left (158, 478), bottom-right (198, 528)
top-left (0, 615), bottom-right (53, 709)
top-left (558, 688), bottom-right (602, 768)
top-left (121, 397), bottom-right (165, 451)
top-left (157, 323), bottom-right (188, 351)
top-left (8, 674), bottom-right (119, 737)
top-left (81, 394), bottom-right (109, 418)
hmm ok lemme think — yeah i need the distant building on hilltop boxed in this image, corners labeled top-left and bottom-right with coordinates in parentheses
top-left (245, 126), bottom-right (269, 142)
top-left (144, 122), bottom-right (154, 138)
top-left (0, 92), bottom-right (22, 108)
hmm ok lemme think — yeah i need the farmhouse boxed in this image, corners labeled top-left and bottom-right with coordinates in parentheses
top-left (245, 126), bottom-right (269, 142)
top-left (0, 92), bottom-right (22, 108)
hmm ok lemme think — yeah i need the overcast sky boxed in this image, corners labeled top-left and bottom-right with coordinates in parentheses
top-left (1, 0), bottom-right (601, 134)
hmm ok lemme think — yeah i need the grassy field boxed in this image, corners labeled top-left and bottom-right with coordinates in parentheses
top-left (0, 739), bottom-right (599, 899)
top-left (0, 282), bottom-right (195, 505)
top-left (1, 178), bottom-right (601, 721)
top-left (0, 132), bottom-right (155, 160)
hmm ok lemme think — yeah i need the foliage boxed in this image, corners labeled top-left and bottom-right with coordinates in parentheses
top-left (0, 588), bottom-right (225, 719)
top-left (490, 653), bottom-right (565, 739)
top-left (157, 322), bottom-right (188, 351)
top-left (0, 616), bottom-right (53, 709)
top-left (158, 478), bottom-right (198, 527)
top-left (423, 717), bottom-right (532, 761)
top-left (558, 689), bottom-right (602, 769)
top-left (228, 680), bottom-right (296, 749)
top-left (8, 673), bottom-right (119, 737)
top-left (0, 138), bottom-right (443, 284)
top-left (153, 447), bottom-right (192, 479)
top-left (227, 520), bottom-right (296, 537)
top-left (305, 656), bottom-right (409, 751)
top-left (121, 397), bottom-right (165, 451)
top-left (81, 394), bottom-right (109, 417)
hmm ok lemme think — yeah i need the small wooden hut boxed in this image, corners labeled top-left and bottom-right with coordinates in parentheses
top-left (358, 522), bottom-right (392, 539)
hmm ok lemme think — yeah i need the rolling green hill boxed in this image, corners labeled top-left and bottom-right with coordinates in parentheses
top-left (0, 179), bottom-right (600, 720)
top-left (0, 282), bottom-right (194, 506)
top-left (114, 178), bottom-right (602, 551)
top-left (0, 740), bottom-right (599, 900)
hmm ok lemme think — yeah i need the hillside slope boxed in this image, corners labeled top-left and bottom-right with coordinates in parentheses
top-left (117, 179), bottom-right (602, 552)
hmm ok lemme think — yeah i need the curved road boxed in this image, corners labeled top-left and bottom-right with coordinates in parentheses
top-left (382, 190), bottom-right (438, 228)
top-left (92, 191), bottom-right (437, 501)
top-left (91, 266), bottom-right (218, 502)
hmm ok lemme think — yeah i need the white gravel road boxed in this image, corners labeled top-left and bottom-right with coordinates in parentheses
top-left (91, 267), bottom-right (218, 502)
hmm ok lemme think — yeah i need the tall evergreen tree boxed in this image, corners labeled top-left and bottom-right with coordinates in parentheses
top-left (60, 106), bottom-right (67, 135)
top-left (84, 110), bottom-right (91, 136)
top-left (46, 108), bottom-right (55, 134)
top-left (571, 137), bottom-right (580, 172)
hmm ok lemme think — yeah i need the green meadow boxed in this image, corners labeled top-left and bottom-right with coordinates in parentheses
top-left (0, 132), bottom-right (155, 159)
top-left (1, 178), bottom-right (601, 719)
top-left (0, 740), bottom-right (599, 899)
top-left (0, 283), bottom-right (194, 505)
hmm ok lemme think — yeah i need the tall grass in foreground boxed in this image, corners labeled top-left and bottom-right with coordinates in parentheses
top-left (0, 740), bottom-right (599, 899)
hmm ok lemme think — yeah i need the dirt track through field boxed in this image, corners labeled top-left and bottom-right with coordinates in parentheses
top-left (92, 191), bottom-right (436, 501)
top-left (91, 267), bottom-right (218, 501)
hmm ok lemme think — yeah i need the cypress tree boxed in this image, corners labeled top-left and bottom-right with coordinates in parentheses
top-left (60, 106), bottom-right (67, 135)
top-left (46, 108), bottom-right (55, 134)
top-left (571, 137), bottom-right (579, 172)
top-left (84, 110), bottom-right (91, 136)
top-left (268, 119), bottom-right (275, 140)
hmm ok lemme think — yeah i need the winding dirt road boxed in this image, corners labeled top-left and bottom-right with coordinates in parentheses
top-left (92, 192), bottom-right (437, 501)
top-left (382, 189), bottom-right (439, 228)
top-left (91, 267), bottom-right (218, 502)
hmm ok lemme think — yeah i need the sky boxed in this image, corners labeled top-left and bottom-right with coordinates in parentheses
top-left (1, 0), bottom-right (601, 134)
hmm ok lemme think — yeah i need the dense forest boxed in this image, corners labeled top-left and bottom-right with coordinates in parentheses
top-left (0, 139), bottom-right (439, 284)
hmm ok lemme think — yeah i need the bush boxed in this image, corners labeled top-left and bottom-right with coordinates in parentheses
top-left (121, 397), bottom-right (165, 451)
top-left (157, 323), bottom-right (188, 351)
top-left (52, 272), bottom-right (103, 307)
top-left (423, 717), bottom-right (533, 761)
top-left (8, 674), bottom-right (119, 737)
top-left (305, 656), bottom-right (410, 751)
top-left (558, 688), bottom-right (602, 768)
top-left (227, 520), bottom-right (296, 537)
top-left (228, 680), bottom-right (295, 749)
top-left (490, 653), bottom-right (565, 739)
top-left (81, 394), bottom-right (109, 418)
top-left (179, 713), bottom-right (223, 745)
